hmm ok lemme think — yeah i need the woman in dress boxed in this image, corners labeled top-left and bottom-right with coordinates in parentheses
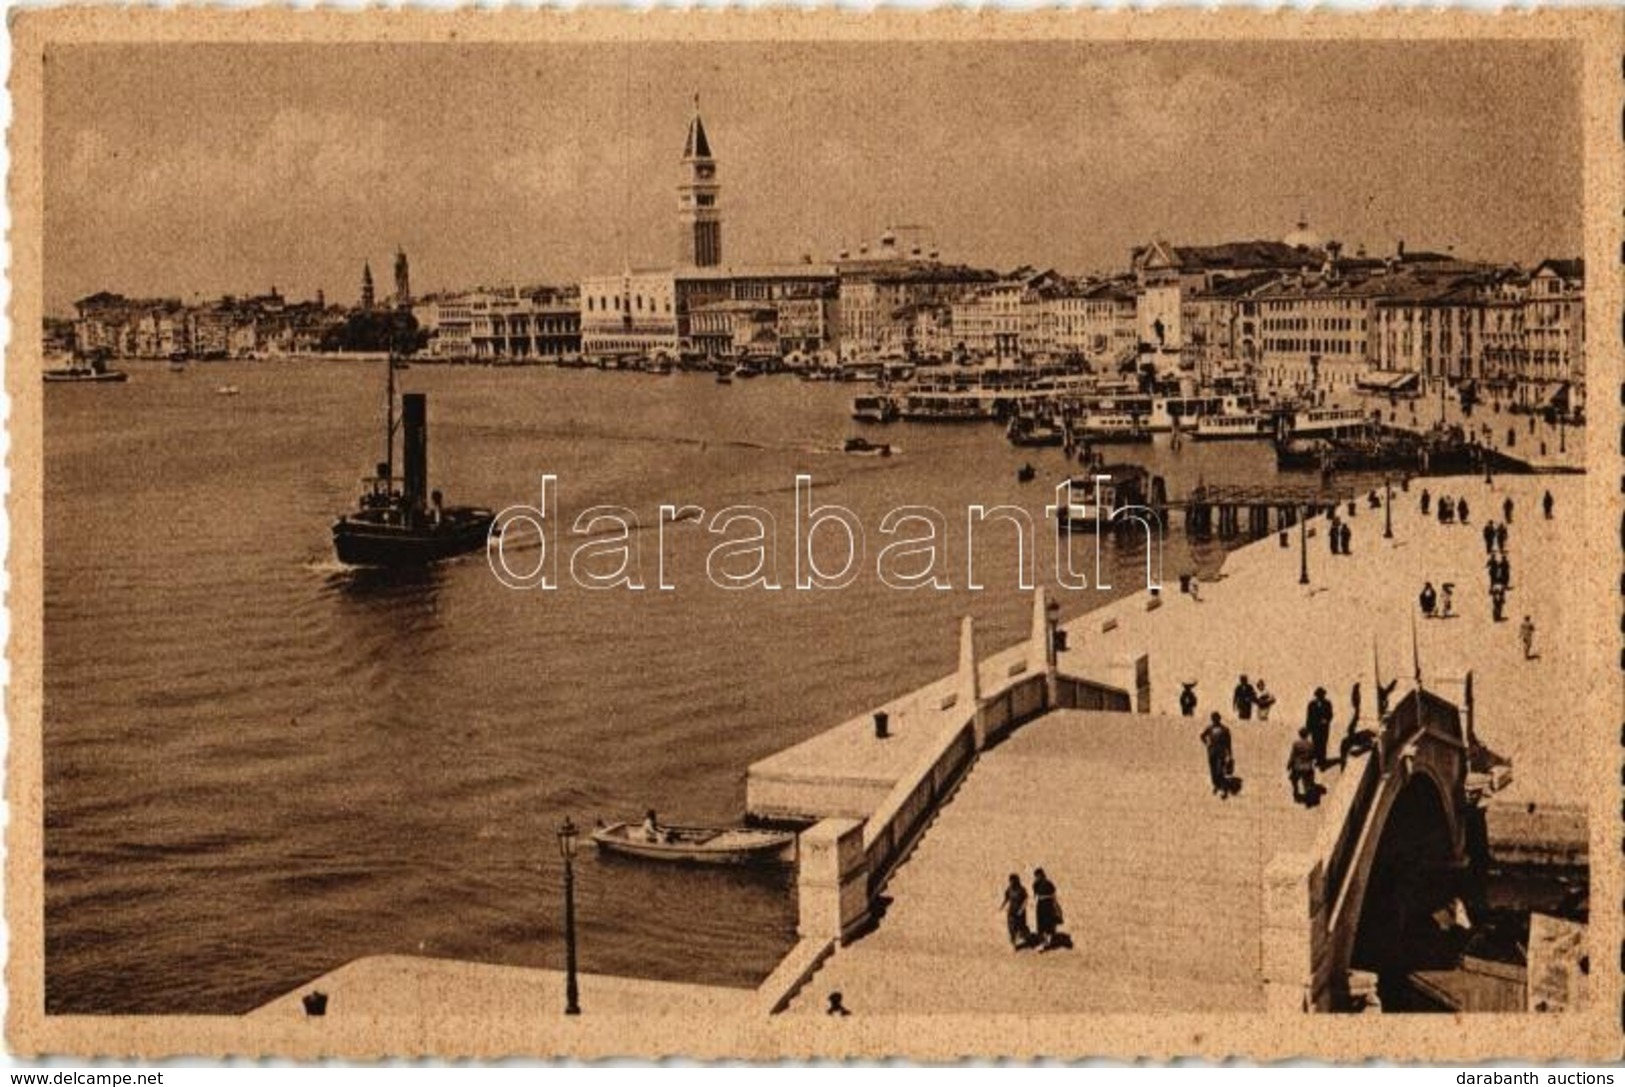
top-left (1032, 868), bottom-right (1063, 950)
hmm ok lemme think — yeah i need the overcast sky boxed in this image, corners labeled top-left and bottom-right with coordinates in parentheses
top-left (43, 39), bottom-right (1582, 314)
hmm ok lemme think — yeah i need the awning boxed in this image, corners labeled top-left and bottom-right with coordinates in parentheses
top-left (1356, 370), bottom-right (1419, 393)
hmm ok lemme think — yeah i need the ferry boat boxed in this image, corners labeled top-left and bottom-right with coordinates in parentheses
top-left (1005, 413), bottom-right (1067, 447)
top-left (1277, 406), bottom-right (1374, 440)
top-left (1053, 465), bottom-right (1165, 533)
top-left (1193, 413), bottom-right (1273, 441)
top-left (851, 394), bottom-right (899, 425)
top-left (331, 353), bottom-right (496, 567)
top-left (1076, 412), bottom-right (1153, 444)
top-left (899, 390), bottom-right (993, 423)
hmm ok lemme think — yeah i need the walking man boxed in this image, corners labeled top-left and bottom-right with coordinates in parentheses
top-left (1000, 874), bottom-right (1032, 950)
top-left (1420, 488), bottom-right (1432, 517)
top-left (1543, 490), bottom-right (1554, 520)
top-left (1503, 496), bottom-right (1514, 524)
top-left (1495, 522), bottom-right (1508, 552)
top-left (1520, 615), bottom-right (1537, 660)
top-left (1306, 687), bottom-right (1334, 768)
top-left (1490, 583), bottom-right (1507, 622)
top-left (1338, 520), bottom-right (1352, 557)
top-left (1482, 521), bottom-right (1496, 555)
top-left (1201, 712), bottom-right (1236, 799)
top-left (1232, 675), bottom-right (1256, 722)
top-left (1032, 868), bottom-right (1063, 951)
top-left (1457, 496), bottom-right (1470, 524)
top-left (1288, 727), bottom-right (1318, 805)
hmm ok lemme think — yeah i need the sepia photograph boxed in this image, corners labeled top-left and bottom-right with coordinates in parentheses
top-left (6, 10), bottom-right (1620, 1061)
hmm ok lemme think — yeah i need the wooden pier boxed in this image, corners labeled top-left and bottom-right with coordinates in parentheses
top-left (1176, 482), bottom-right (1358, 538)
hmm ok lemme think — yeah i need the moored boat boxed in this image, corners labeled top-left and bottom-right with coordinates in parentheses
top-left (1193, 413), bottom-right (1272, 441)
top-left (1053, 465), bottom-right (1165, 532)
top-left (851, 394), bottom-right (899, 424)
top-left (591, 822), bottom-right (796, 866)
top-left (1076, 412), bottom-right (1153, 444)
top-left (1006, 413), bottom-right (1066, 447)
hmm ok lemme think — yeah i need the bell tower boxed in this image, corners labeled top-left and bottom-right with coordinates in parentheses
top-left (677, 96), bottom-right (722, 268)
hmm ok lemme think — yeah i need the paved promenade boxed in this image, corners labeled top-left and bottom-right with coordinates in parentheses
top-left (1331, 387), bottom-right (1583, 473)
top-left (1059, 473), bottom-right (1586, 808)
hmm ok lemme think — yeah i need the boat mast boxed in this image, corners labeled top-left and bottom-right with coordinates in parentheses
top-left (385, 337), bottom-right (397, 485)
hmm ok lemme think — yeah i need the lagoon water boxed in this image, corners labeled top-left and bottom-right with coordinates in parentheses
top-left (44, 361), bottom-right (1294, 1013)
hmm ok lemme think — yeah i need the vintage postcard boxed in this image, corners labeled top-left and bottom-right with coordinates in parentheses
top-left (5, 8), bottom-right (1621, 1061)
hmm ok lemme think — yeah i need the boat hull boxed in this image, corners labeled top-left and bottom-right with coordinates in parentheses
top-left (44, 370), bottom-right (128, 383)
top-left (332, 510), bottom-right (496, 567)
top-left (591, 823), bottom-right (796, 866)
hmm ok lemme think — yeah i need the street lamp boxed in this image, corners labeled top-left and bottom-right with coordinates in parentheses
top-left (1384, 477), bottom-right (1393, 540)
top-left (1299, 505), bottom-right (1310, 586)
top-left (558, 817), bottom-right (581, 1016)
top-left (1046, 597), bottom-right (1063, 667)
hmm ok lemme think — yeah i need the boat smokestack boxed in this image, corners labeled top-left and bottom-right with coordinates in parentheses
top-left (402, 393), bottom-right (428, 507)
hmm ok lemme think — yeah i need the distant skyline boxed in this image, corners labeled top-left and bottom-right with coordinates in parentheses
top-left (44, 40), bottom-right (1582, 315)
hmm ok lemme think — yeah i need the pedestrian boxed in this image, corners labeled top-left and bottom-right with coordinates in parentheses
top-left (1438, 496), bottom-right (1452, 524)
top-left (1543, 490), bottom-right (1554, 520)
top-left (1201, 712), bottom-right (1236, 799)
top-left (1338, 519), bottom-right (1352, 556)
top-left (1419, 581), bottom-right (1438, 619)
top-left (1499, 554), bottom-right (1512, 590)
top-left (1328, 516), bottom-right (1341, 555)
top-left (1519, 615), bottom-right (1537, 660)
top-left (1457, 496), bottom-right (1470, 524)
top-left (1490, 583), bottom-right (1506, 622)
top-left (1178, 682), bottom-right (1198, 718)
top-left (1503, 496), bottom-right (1514, 524)
top-left (1255, 679), bottom-right (1276, 722)
top-left (1420, 488), bottom-right (1432, 517)
top-left (1441, 583), bottom-right (1456, 619)
top-left (1232, 675), bottom-right (1257, 721)
top-left (1306, 687), bottom-right (1334, 767)
top-left (1288, 727), bottom-right (1318, 805)
top-left (1495, 522), bottom-right (1508, 552)
top-left (1032, 868), bottom-right (1063, 950)
top-left (1482, 521), bottom-right (1496, 555)
top-left (826, 992), bottom-right (852, 1017)
top-left (1000, 874), bottom-right (1032, 950)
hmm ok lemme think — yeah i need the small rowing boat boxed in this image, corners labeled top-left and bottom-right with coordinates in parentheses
top-left (591, 822), bottom-right (796, 865)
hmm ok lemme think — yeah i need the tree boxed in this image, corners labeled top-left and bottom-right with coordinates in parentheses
top-left (320, 309), bottom-right (425, 355)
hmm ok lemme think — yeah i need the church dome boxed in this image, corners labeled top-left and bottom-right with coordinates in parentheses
top-left (1284, 216), bottom-right (1322, 252)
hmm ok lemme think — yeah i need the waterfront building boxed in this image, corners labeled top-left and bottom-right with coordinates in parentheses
top-left (1369, 276), bottom-right (1492, 387)
top-left (835, 233), bottom-right (995, 359)
top-left (466, 287), bottom-right (582, 361)
top-left (1522, 258), bottom-right (1584, 409)
top-left (1032, 278), bottom-right (1138, 368)
top-left (580, 270), bottom-right (681, 357)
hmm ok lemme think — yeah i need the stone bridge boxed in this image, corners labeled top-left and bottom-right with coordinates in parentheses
top-left (773, 615), bottom-right (1478, 1015)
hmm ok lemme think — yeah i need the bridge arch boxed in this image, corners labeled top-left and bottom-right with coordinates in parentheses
top-left (1309, 688), bottom-right (1471, 1011)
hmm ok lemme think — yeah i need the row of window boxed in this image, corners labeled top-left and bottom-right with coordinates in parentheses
top-left (586, 295), bottom-right (675, 315)
top-left (1262, 338), bottom-right (1362, 356)
top-left (1262, 316), bottom-right (1366, 333)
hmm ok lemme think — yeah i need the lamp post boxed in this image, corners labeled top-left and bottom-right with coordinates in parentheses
top-left (1299, 505), bottom-right (1309, 586)
top-left (558, 817), bottom-right (581, 1016)
top-left (1383, 477), bottom-right (1393, 540)
top-left (1046, 597), bottom-right (1062, 669)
